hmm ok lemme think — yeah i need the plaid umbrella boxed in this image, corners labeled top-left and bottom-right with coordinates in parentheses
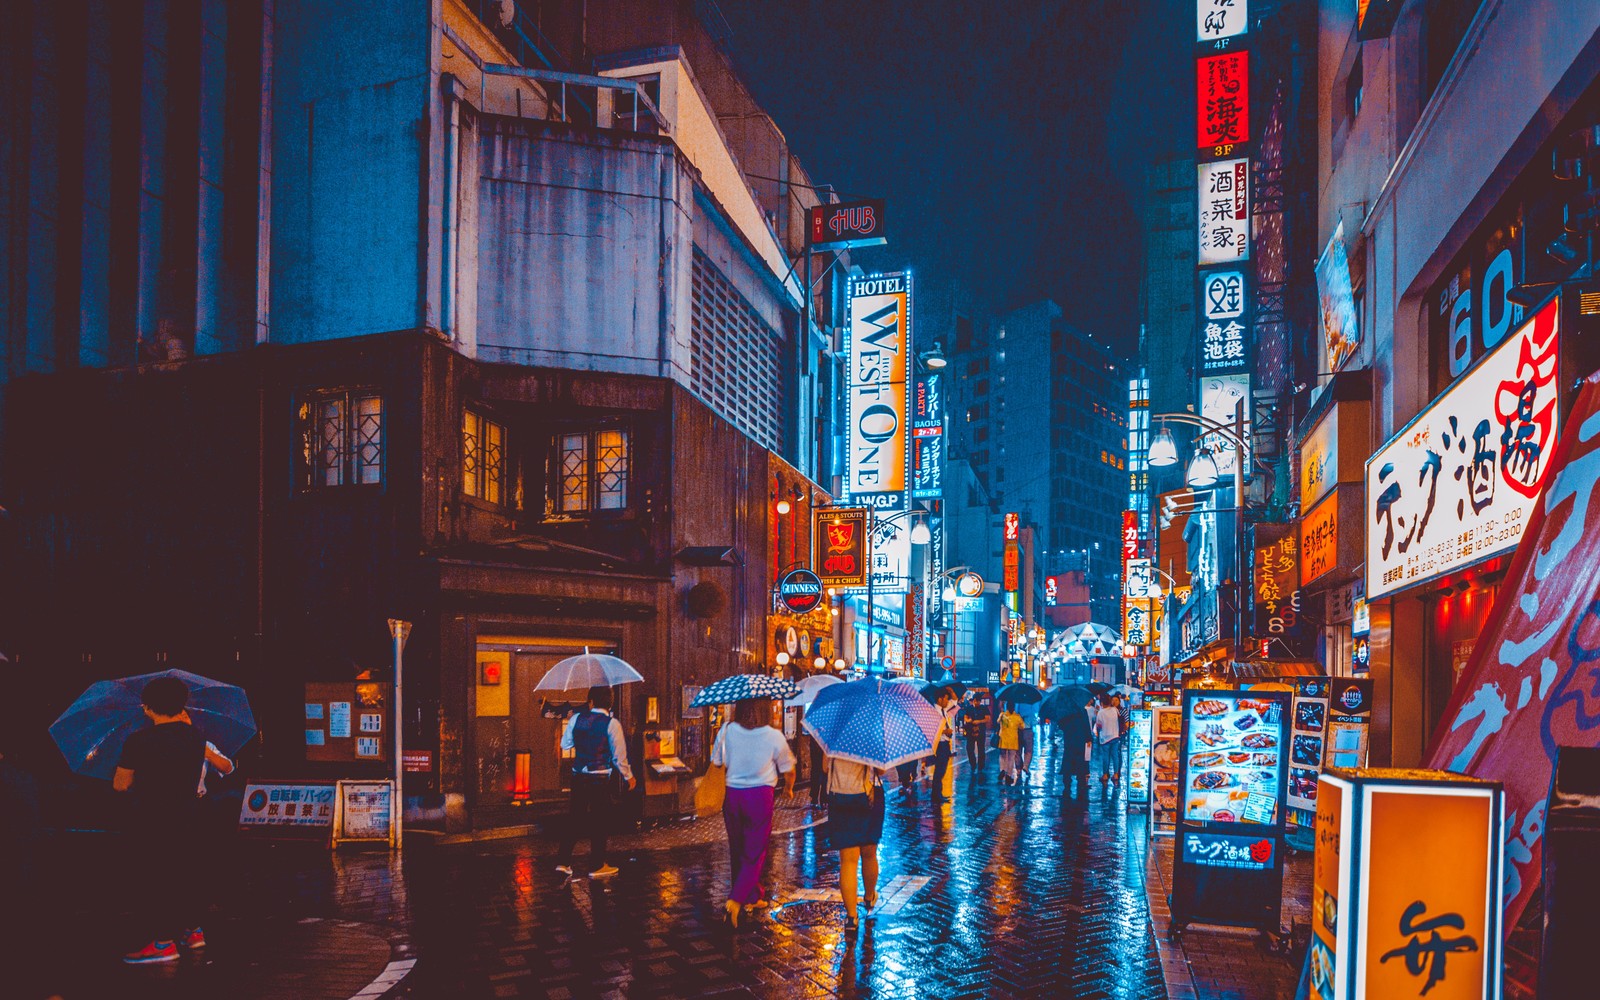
top-left (802, 679), bottom-right (944, 769)
top-left (690, 673), bottom-right (800, 706)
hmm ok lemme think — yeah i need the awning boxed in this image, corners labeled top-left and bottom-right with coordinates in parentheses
top-left (1426, 369), bottom-right (1600, 936)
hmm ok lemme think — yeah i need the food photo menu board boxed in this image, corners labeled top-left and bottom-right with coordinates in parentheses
top-left (1181, 694), bottom-right (1288, 826)
top-left (1287, 678), bottom-right (1333, 828)
top-left (1127, 708), bottom-right (1154, 807)
top-left (1172, 688), bottom-right (1292, 933)
top-left (1150, 705), bottom-right (1184, 835)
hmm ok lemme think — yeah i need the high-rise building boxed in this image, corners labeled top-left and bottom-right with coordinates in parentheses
top-left (945, 299), bottom-right (1125, 628)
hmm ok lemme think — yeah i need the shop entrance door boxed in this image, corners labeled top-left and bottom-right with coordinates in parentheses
top-left (473, 638), bottom-right (619, 809)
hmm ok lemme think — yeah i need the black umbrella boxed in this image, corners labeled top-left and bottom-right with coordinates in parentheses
top-left (919, 681), bottom-right (967, 703)
top-left (995, 682), bottom-right (1043, 705)
top-left (1039, 685), bottom-right (1093, 721)
top-left (1086, 681), bottom-right (1113, 695)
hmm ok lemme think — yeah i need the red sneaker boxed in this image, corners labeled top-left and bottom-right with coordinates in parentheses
top-left (179, 927), bottom-right (207, 950)
top-left (123, 940), bottom-right (179, 964)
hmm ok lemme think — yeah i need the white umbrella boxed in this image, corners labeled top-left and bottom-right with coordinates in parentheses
top-left (533, 649), bottom-right (644, 692)
top-left (785, 674), bottom-right (843, 707)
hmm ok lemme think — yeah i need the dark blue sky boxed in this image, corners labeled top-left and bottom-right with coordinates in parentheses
top-left (717, 1), bottom-right (1188, 355)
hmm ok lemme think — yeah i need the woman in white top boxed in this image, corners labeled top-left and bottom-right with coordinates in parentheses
top-left (824, 756), bottom-right (885, 928)
top-left (710, 698), bottom-right (795, 928)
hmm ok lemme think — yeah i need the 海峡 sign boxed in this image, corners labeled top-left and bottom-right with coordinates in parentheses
top-left (814, 507), bottom-right (870, 588)
top-left (1366, 299), bottom-right (1560, 599)
top-left (1197, 0), bottom-right (1248, 42)
top-left (1196, 51), bottom-right (1249, 149)
top-left (846, 273), bottom-right (912, 511)
top-left (808, 199), bottom-right (886, 250)
top-left (1198, 158), bottom-right (1250, 266)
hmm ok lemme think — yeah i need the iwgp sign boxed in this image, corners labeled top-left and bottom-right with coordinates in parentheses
top-left (1196, 51), bottom-right (1249, 149)
top-left (813, 507), bottom-right (869, 588)
top-left (1366, 299), bottom-right (1560, 598)
top-left (1198, 158), bottom-right (1250, 266)
top-left (1427, 369), bottom-right (1600, 936)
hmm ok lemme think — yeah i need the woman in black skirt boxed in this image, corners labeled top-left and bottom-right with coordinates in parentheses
top-left (825, 756), bottom-right (886, 927)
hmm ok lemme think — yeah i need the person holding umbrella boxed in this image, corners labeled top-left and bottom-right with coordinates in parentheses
top-left (554, 685), bottom-right (635, 879)
top-left (823, 754), bottom-right (885, 928)
top-left (710, 696), bottom-right (795, 928)
top-left (802, 679), bottom-right (942, 930)
top-left (112, 676), bottom-right (236, 963)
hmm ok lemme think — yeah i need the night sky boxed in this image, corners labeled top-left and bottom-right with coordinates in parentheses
top-left (717, 1), bottom-right (1189, 355)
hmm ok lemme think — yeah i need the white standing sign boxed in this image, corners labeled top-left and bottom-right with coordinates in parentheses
top-left (1198, 159), bottom-right (1251, 266)
top-left (1197, 0), bottom-right (1248, 42)
top-left (1366, 299), bottom-right (1561, 598)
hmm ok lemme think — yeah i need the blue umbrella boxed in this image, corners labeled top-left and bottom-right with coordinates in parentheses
top-left (50, 669), bottom-right (257, 781)
top-left (801, 679), bottom-right (944, 769)
top-left (690, 673), bottom-right (800, 706)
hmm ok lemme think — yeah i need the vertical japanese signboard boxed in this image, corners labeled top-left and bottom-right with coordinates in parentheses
top-left (1200, 373), bottom-right (1251, 478)
top-left (1198, 158), bottom-right (1251, 265)
top-left (1252, 523), bottom-right (1300, 641)
top-left (911, 372), bottom-right (944, 500)
top-left (1300, 493), bottom-right (1338, 587)
top-left (845, 272), bottom-right (912, 512)
top-left (1196, 51), bottom-right (1249, 149)
top-left (1200, 269), bottom-right (1251, 375)
top-left (1003, 511), bottom-right (1020, 593)
top-left (1365, 298), bottom-right (1560, 598)
top-left (814, 507), bottom-right (870, 588)
top-left (1197, 0), bottom-right (1249, 42)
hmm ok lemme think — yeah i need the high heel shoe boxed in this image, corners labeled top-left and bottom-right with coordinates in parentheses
top-left (723, 900), bottom-right (742, 929)
top-left (863, 893), bottom-right (878, 912)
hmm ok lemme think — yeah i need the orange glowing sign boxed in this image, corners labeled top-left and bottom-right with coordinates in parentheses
top-left (814, 507), bottom-right (870, 588)
top-left (1300, 492), bottom-right (1338, 587)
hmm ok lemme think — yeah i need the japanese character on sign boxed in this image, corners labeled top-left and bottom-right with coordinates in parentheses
top-left (1378, 900), bottom-right (1479, 996)
top-left (1197, 52), bottom-right (1250, 148)
top-left (1197, 0), bottom-right (1248, 41)
top-left (1203, 270), bottom-right (1247, 320)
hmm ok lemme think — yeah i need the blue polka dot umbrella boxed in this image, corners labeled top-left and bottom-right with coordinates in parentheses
top-left (690, 673), bottom-right (800, 706)
top-left (801, 679), bottom-right (945, 769)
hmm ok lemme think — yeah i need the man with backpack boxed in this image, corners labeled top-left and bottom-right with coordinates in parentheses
top-left (555, 686), bottom-right (635, 878)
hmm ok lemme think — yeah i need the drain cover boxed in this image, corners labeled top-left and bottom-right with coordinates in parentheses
top-left (770, 899), bottom-right (849, 926)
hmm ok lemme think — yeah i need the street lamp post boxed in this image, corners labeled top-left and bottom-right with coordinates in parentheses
top-left (386, 617), bottom-right (412, 850)
top-left (860, 506), bottom-right (930, 675)
top-left (1147, 400), bottom-right (1251, 658)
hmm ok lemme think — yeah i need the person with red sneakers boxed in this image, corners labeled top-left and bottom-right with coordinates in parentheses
top-left (113, 676), bottom-right (234, 964)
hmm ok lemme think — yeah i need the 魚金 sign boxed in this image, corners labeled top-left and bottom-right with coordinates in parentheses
top-left (777, 567), bottom-right (824, 614)
top-left (814, 508), bottom-right (869, 588)
top-left (1300, 492), bottom-right (1338, 587)
top-left (1198, 158), bottom-right (1250, 266)
top-left (808, 199), bottom-right (886, 250)
top-left (1199, 268), bottom-right (1251, 376)
top-left (845, 273), bottom-right (912, 511)
top-left (1196, 51), bottom-right (1249, 149)
top-left (1366, 298), bottom-right (1560, 598)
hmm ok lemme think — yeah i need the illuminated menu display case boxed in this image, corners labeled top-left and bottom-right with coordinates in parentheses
top-left (1171, 688), bottom-right (1291, 932)
top-left (1127, 707), bottom-right (1154, 807)
top-left (1150, 705), bottom-right (1184, 836)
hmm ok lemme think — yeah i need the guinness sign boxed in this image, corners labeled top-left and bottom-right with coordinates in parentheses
top-left (777, 568), bottom-right (824, 615)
